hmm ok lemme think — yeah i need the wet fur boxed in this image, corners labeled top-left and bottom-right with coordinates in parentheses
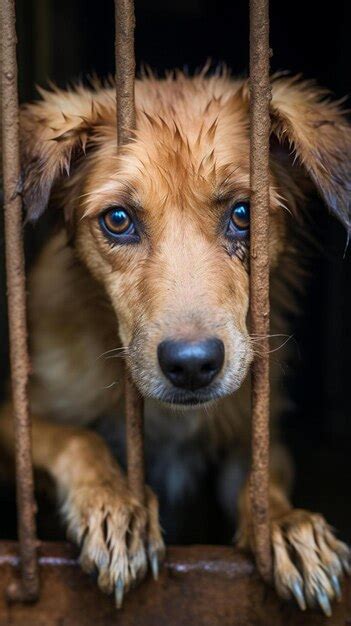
top-left (1, 70), bottom-right (351, 612)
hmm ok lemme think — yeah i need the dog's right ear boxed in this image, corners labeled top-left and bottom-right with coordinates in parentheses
top-left (20, 86), bottom-right (104, 222)
top-left (269, 76), bottom-right (351, 232)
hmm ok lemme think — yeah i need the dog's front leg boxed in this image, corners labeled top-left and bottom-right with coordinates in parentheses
top-left (237, 467), bottom-right (350, 615)
top-left (0, 404), bottom-right (164, 605)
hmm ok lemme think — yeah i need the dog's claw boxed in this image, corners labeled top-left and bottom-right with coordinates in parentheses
top-left (342, 558), bottom-right (351, 576)
top-left (115, 577), bottom-right (124, 609)
top-left (331, 574), bottom-right (342, 601)
top-left (150, 553), bottom-right (159, 580)
top-left (316, 587), bottom-right (332, 617)
top-left (291, 580), bottom-right (306, 611)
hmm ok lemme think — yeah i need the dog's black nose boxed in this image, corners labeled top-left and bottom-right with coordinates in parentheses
top-left (158, 338), bottom-right (224, 390)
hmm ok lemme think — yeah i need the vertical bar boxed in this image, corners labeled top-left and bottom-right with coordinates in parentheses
top-left (249, 0), bottom-right (272, 582)
top-left (1, 0), bottom-right (39, 602)
top-left (125, 374), bottom-right (145, 502)
top-left (115, 0), bottom-right (136, 146)
top-left (115, 0), bottom-right (145, 504)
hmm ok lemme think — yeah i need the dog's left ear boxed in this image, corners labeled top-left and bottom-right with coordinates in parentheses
top-left (20, 87), bottom-right (104, 222)
top-left (270, 76), bottom-right (351, 231)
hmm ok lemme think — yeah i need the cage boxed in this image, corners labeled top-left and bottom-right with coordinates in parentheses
top-left (0, 0), bottom-right (350, 624)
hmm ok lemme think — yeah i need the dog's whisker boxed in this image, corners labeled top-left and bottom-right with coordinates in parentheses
top-left (101, 380), bottom-right (118, 390)
top-left (249, 333), bottom-right (295, 355)
top-left (105, 352), bottom-right (128, 360)
top-left (97, 346), bottom-right (129, 360)
top-left (267, 334), bottom-right (295, 353)
top-left (343, 230), bottom-right (350, 258)
top-left (249, 333), bottom-right (292, 342)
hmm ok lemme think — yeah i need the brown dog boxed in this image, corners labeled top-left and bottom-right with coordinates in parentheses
top-left (0, 70), bottom-right (350, 614)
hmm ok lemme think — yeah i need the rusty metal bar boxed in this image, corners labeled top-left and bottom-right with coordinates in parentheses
top-left (125, 374), bottom-right (146, 502)
top-left (115, 0), bottom-right (136, 146)
top-left (114, 0), bottom-right (146, 503)
top-left (3, 542), bottom-right (350, 626)
top-left (249, 0), bottom-right (272, 583)
top-left (1, 0), bottom-right (39, 602)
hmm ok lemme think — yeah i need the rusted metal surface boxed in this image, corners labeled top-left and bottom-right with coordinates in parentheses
top-left (115, 0), bottom-right (145, 503)
top-left (249, 0), bottom-right (272, 582)
top-left (0, 0), bottom-right (39, 602)
top-left (115, 0), bottom-right (136, 146)
top-left (125, 374), bottom-right (145, 503)
top-left (0, 542), bottom-right (350, 626)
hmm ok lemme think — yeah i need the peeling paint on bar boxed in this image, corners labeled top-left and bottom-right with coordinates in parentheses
top-left (115, 0), bottom-right (146, 504)
top-left (1, 0), bottom-right (39, 602)
top-left (249, 0), bottom-right (272, 582)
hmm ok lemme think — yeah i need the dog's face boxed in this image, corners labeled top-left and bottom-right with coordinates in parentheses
top-left (21, 74), bottom-right (351, 406)
top-left (73, 106), bottom-right (276, 405)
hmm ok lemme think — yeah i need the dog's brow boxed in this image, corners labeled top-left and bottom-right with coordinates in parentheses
top-left (109, 182), bottom-right (142, 210)
top-left (212, 166), bottom-right (250, 203)
top-left (81, 181), bottom-right (143, 218)
top-left (213, 184), bottom-right (250, 205)
top-left (120, 194), bottom-right (143, 212)
top-left (213, 189), bottom-right (233, 203)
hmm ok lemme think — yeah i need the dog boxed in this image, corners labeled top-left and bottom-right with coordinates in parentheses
top-left (0, 69), bottom-right (350, 614)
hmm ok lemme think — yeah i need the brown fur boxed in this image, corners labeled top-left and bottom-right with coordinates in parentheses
top-left (1, 70), bottom-right (350, 612)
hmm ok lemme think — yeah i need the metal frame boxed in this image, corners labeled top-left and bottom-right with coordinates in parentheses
top-left (0, 0), bottom-right (272, 605)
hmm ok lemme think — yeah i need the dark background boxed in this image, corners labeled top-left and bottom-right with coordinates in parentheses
top-left (1, 0), bottom-right (351, 541)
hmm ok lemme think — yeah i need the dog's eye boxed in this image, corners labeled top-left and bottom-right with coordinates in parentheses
top-left (228, 202), bottom-right (250, 235)
top-left (102, 208), bottom-right (132, 234)
top-left (99, 207), bottom-right (138, 243)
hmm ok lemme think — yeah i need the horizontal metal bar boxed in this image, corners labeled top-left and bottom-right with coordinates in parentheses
top-left (1, 542), bottom-right (349, 625)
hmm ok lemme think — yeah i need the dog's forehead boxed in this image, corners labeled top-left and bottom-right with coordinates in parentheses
top-left (129, 76), bottom-right (249, 195)
top-left (82, 76), bottom-right (250, 216)
top-left (133, 76), bottom-right (249, 164)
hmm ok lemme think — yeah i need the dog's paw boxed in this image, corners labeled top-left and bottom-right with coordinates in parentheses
top-left (272, 509), bottom-right (350, 615)
top-left (62, 482), bottom-right (165, 607)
